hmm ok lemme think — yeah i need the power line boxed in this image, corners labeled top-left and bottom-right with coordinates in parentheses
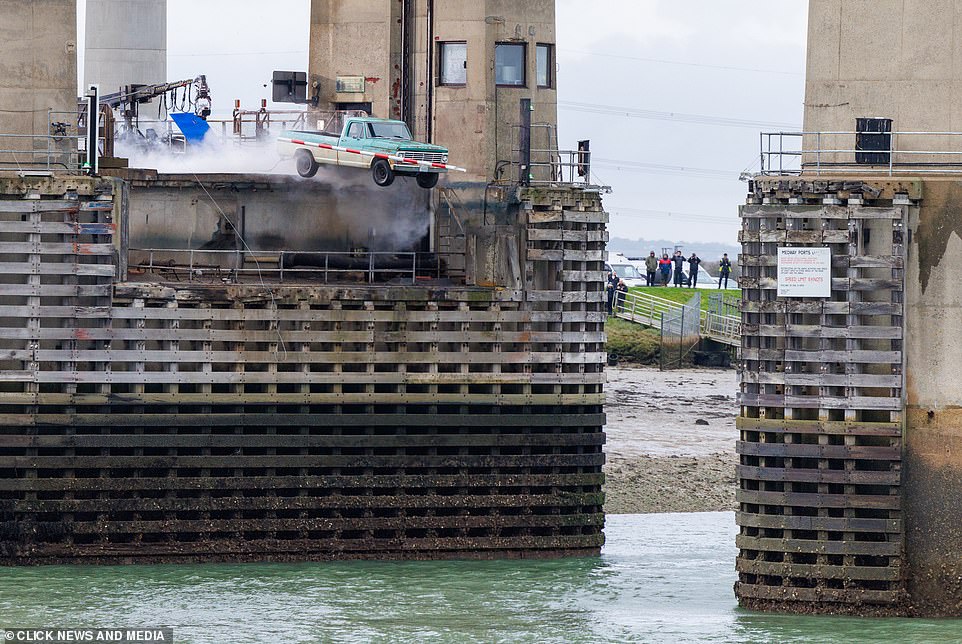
top-left (593, 158), bottom-right (739, 181)
top-left (558, 101), bottom-right (799, 130)
top-left (168, 50), bottom-right (308, 57)
top-left (607, 205), bottom-right (739, 225)
top-left (559, 48), bottom-right (804, 77)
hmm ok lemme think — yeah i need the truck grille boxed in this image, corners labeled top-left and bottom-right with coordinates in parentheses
top-left (399, 151), bottom-right (446, 163)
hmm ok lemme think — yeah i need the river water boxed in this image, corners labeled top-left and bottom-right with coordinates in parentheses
top-left (2, 512), bottom-right (960, 643)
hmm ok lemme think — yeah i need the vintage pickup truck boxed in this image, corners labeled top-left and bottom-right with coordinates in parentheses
top-left (277, 116), bottom-right (464, 188)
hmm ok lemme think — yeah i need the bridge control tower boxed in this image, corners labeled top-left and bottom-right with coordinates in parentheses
top-left (736, 0), bottom-right (962, 617)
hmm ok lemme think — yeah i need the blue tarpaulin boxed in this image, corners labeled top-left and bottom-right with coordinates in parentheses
top-left (170, 112), bottom-right (210, 144)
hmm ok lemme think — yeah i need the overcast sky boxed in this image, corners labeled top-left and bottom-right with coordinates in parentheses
top-left (77, 0), bottom-right (809, 246)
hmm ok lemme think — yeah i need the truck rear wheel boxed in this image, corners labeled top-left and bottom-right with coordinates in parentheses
top-left (372, 159), bottom-right (395, 187)
top-left (295, 150), bottom-right (318, 178)
top-left (416, 173), bottom-right (439, 189)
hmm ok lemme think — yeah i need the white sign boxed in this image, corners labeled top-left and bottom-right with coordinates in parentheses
top-left (777, 247), bottom-right (832, 298)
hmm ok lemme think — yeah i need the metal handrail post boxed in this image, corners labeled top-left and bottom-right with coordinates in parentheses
top-left (816, 132), bottom-right (821, 175)
top-left (411, 253), bottom-right (416, 285)
top-left (324, 253), bottom-right (329, 284)
top-left (889, 131), bottom-right (895, 176)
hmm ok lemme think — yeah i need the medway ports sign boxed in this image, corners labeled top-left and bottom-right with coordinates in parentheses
top-left (777, 247), bottom-right (832, 298)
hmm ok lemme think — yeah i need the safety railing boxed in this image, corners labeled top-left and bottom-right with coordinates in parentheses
top-left (760, 130), bottom-right (962, 176)
top-left (0, 133), bottom-right (87, 174)
top-left (613, 289), bottom-right (741, 347)
top-left (615, 289), bottom-right (681, 327)
top-left (128, 248), bottom-right (433, 285)
top-left (702, 311), bottom-right (741, 345)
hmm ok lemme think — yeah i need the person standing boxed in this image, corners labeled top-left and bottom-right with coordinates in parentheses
top-left (719, 253), bottom-right (732, 289)
top-left (606, 270), bottom-right (619, 315)
top-left (671, 250), bottom-right (686, 287)
top-left (644, 251), bottom-right (658, 286)
top-left (615, 279), bottom-right (628, 312)
top-left (658, 254), bottom-right (672, 286)
top-left (687, 253), bottom-right (702, 288)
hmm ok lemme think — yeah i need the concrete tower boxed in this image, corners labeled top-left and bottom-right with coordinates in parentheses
top-left (0, 0), bottom-right (77, 139)
top-left (308, 0), bottom-right (558, 182)
top-left (736, 0), bottom-right (962, 617)
top-left (84, 0), bottom-right (167, 93)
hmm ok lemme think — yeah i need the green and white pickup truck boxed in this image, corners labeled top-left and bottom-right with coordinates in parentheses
top-left (277, 116), bottom-right (465, 189)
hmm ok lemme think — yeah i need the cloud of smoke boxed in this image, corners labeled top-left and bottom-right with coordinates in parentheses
top-left (119, 127), bottom-right (434, 253)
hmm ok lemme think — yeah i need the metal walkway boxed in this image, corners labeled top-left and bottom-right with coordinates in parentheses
top-left (614, 290), bottom-right (741, 346)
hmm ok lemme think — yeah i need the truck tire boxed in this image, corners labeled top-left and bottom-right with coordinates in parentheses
top-left (416, 173), bottom-right (439, 189)
top-left (295, 150), bottom-right (319, 178)
top-left (372, 159), bottom-right (395, 187)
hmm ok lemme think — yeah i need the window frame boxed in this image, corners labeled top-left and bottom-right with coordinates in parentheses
top-left (437, 41), bottom-right (468, 87)
top-left (536, 43), bottom-right (554, 89)
top-left (495, 42), bottom-right (527, 88)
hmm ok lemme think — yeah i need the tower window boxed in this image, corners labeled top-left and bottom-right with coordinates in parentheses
top-left (495, 43), bottom-right (526, 87)
top-left (439, 42), bottom-right (467, 86)
top-left (536, 44), bottom-right (554, 88)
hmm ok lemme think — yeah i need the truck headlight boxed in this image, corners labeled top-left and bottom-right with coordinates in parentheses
top-left (442, 154), bottom-right (448, 163)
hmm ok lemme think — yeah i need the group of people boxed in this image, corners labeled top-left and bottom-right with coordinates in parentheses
top-left (605, 272), bottom-right (629, 316)
top-left (606, 251), bottom-right (735, 316)
top-left (642, 251), bottom-right (733, 289)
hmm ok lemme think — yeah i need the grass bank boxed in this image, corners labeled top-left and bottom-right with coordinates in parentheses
top-left (627, 286), bottom-right (740, 311)
top-left (605, 318), bottom-right (661, 365)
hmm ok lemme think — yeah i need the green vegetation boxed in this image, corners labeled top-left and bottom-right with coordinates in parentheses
top-left (628, 286), bottom-right (740, 312)
top-left (605, 318), bottom-right (661, 365)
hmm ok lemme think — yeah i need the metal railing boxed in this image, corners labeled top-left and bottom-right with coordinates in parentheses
top-left (0, 133), bottom-right (86, 174)
top-left (660, 292), bottom-right (702, 370)
top-left (760, 130), bottom-right (962, 176)
top-left (129, 248), bottom-right (430, 285)
top-left (614, 289), bottom-right (741, 347)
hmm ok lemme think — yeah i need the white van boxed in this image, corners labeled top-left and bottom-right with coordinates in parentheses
top-left (606, 252), bottom-right (648, 287)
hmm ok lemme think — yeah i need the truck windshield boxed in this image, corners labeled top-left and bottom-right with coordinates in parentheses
top-left (611, 264), bottom-right (641, 279)
top-left (367, 122), bottom-right (413, 140)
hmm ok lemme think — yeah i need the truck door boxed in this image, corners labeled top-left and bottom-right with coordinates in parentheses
top-left (339, 121), bottom-right (369, 168)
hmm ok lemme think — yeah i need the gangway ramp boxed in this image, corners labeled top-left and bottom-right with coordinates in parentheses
top-left (614, 290), bottom-right (741, 347)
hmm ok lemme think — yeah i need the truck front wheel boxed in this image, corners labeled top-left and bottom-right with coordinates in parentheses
top-left (372, 159), bottom-right (395, 187)
top-left (416, 173), bottom-right (439, 189)
top-left (295, 150), bottom-right (318, 178)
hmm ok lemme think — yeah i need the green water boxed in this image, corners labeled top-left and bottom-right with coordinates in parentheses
top-left (1, 512), bottom-right (960, 643)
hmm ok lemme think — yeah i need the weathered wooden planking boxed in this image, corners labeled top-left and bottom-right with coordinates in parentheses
top-left (0, 472), bottom-right (605, 492)
top-left (735, 417), bottom-right (902, 436)
top-left (736, 535), bottom-right (900, 556)
top-left (736, 490), bottom-right (901, 510)
top-left (736, 560), bottom-right (901, 582)
top-left (736, 512), bottom-right (900, 533)
top-left (0, 412), bottom-right (607, 428)
top-left (735, 584), bottom-right (900, 605)
top-left (737, 441), bottom-right (900, 460)
top-left (737, 465), bottom-right (899, 485)
top-left (0, 453), bottom-right (605, 468)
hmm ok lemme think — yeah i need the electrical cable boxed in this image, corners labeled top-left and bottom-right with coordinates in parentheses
top-left (558, 101), bottom-right (799, 130)
top-left (190, 173), bottom-right (288, 356)
top-left (558, 48), bottom-right (804, 76)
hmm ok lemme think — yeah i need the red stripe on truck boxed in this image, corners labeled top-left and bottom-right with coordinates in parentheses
top-left (291, 139), bottom-right (305, 145)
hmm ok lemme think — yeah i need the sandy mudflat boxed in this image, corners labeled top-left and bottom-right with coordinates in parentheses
top-left (603, 366), bottom-right (738, 514)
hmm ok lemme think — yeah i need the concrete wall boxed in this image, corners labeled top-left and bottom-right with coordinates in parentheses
top-left (84, 0), bottom-right (167, 93)
top-left (0, 0), bottom-right (77, 144)
top-left (125, 172), bottom-right (431, 253)
top-left (903, 178), bottom-right (962, 615)
top-left (308, 0), bottom-right (558, 182)
top-left (805, 0), bottom-right (962, 139)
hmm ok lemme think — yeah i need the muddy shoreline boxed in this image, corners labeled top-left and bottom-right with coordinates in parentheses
top-left (603, 366), bottom-right (738, 514)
